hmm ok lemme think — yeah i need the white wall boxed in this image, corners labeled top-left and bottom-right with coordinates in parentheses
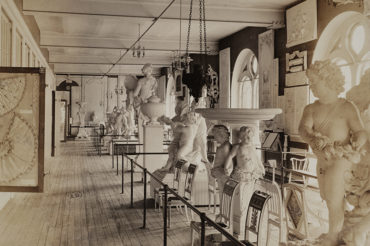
top-left (0, 0), bottom-right (56, 211)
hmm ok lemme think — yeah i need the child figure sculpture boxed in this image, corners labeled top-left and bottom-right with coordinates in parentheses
top-left (298, 60), bottom-right (367, 246)
top-left (224, 126), bottom-right (265, 236)
top-left (225, 126), bottom-right (265, 182)
top-left (210, 125), bottom-right (232, 193)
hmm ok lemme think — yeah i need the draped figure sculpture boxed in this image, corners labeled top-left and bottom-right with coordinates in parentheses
top-left (133, 63), bottom-right (158, 118)
top-left (298, 60), bottom-right (367, 246)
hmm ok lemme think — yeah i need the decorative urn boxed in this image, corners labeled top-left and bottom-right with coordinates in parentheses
top-left (140, 95), bottom-right (165, 124)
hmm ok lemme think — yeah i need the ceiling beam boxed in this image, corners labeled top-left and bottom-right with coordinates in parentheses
top-left (41, 44), bottom-right (212, 54)
top-left (40, 34), bottom-right (219, 54)
top-left (23, 9), bottom-right (274, 25)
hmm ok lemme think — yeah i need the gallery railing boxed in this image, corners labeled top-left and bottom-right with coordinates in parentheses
top-left (119, 153), bottom-right (245, 246)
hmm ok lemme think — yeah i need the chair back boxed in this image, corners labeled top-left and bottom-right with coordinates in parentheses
top-left (219, 179), bottom-right (239, 230)
top-left (184, 164), bottom-right (197, 200)
top-left (173, 159), bottom-right (186, 190)
top-left (290, 157), bottom-right (309, 171)
top-left (289, 157), bottom-right (309, 186)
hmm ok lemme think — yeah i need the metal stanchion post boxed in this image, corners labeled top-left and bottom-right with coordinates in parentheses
top-left (163, 184), bottom-right (168, 246)
top-left (112, 142), bottom-right (115, 169)
top-left (130, 159), bottom-right (134, 208)
top-left (200, 212), bottom-right (206, 246)
top-left (141, 168), bottom-right (147, 229)
top-left (121, 154), bottom-right (124, 194)
top-left (116, 151), bottom-right (119, 175)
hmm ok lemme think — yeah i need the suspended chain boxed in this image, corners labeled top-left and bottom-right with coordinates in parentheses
top-left (185, 0), bottom-right (193, 58)
top-left (199, 0), bottom-right (203, 55)
top-left (202, 0), bottom-right (207, 55)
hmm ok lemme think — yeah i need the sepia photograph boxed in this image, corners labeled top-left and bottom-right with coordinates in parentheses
top-left (0, 0), bottom-right (369, 245)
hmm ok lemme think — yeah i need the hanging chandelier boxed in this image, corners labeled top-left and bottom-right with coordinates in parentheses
top-left (132, 24), bottom-right (145, 58)
top-left (182, 0), bottom-right (210, 101)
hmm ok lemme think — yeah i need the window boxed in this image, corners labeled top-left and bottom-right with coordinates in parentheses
top-left (15, 31), bottom-right (22, 67)
top-left (1, 11), bottom-right (12, 66)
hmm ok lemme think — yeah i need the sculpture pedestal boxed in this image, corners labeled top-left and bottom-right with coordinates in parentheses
top-left (195, 108), bottom-right (282, 237)
top-left (143, 124), bottom-right (164, 173)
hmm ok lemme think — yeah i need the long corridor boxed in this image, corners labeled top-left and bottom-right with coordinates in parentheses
top-left (0, 141), bottom-right (193, 246)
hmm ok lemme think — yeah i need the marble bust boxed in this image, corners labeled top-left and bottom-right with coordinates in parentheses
top-left (298, 60), bottom-right (367, 246)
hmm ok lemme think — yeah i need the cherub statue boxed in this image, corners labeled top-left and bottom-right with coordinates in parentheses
top-left (210, 125), bottom-right (232, 193)
top-left (341, 69), bottom-right (370, 246)
top-left (298, 60), bottom-right (367, 246)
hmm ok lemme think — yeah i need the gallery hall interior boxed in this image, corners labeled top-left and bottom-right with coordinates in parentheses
top-left (0, 0), bottom-right (370, 245)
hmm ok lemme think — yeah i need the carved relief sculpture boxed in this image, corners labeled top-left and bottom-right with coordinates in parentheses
top-left (298, 60), bottom-right (367, 246)
top-left (286, 0), bottom-right (317, 48)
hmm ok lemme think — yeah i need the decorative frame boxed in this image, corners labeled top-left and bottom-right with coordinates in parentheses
top-left (285, 50), bottom-right (308, 87)
top-left (284, 86), bottom-right (309, 136)
top-left (0, 67), bottom-right (45, 192)
top-left (286, 0), bottom-right (317, 48)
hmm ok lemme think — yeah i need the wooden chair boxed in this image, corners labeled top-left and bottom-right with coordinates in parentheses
top-left (154, 159), bottom-right (186, 210)
top-left (165, 163), bottom-right (198, 227)
top-left (190, 179), bottom-right (239, 246)
top-left (289, 157), bottom-right (309, 186)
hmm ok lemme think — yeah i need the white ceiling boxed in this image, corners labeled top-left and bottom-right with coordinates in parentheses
top-left (24, 0), bottom-right (297, 75)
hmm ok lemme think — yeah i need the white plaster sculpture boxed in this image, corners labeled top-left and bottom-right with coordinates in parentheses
top-left (133, 63), bottom-right (158, 109)
top-left (76, 101), bottom-right (88, 139)
top-left (113, 105), bottom-right (129, 136)
top-left (225, 126), bottom-right (265, 183)
top-left (224, 126), bottom-right (265, 237)
top-left (342, 69), bottom-right (370, 246)
top-left (105, 106), bottom-right (118, 134)
top-left (298, 60), bottom-right (367, 246)
top-left (158, 97), bottom-right (189, 172)
top-left (210, 125), bottom-right (232, 194)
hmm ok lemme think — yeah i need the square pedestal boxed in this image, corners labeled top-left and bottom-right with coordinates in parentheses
top-left (143, 124), bottom-right (165, 173)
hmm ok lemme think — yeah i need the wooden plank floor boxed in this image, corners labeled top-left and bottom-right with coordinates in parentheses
top-left (0, 141), bottom-right (207, 246)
